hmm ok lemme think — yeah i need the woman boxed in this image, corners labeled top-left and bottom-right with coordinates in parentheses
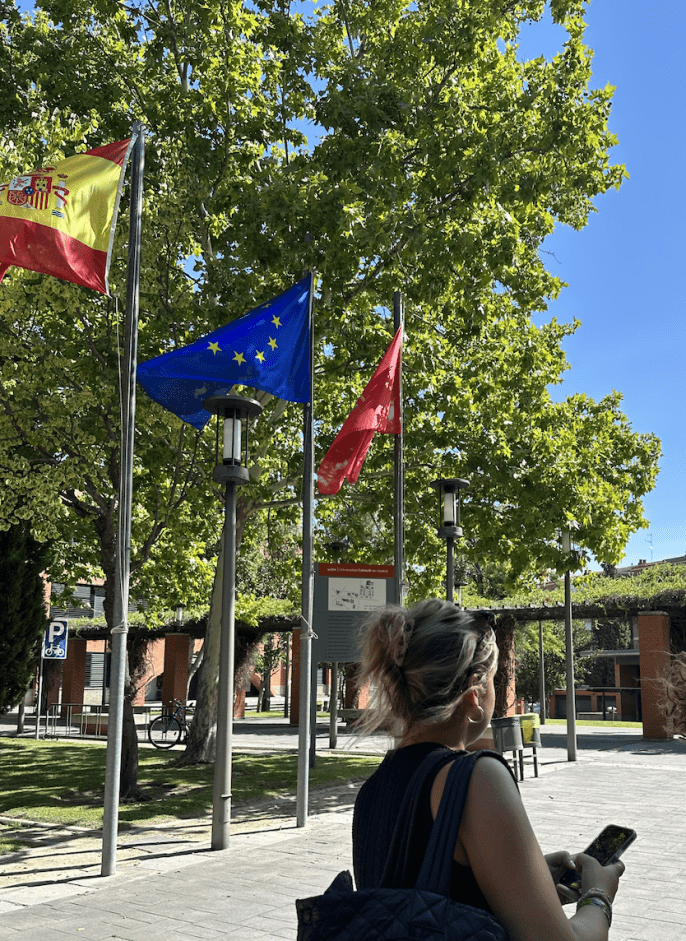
top-left (352, 599), bottom-right (624, 941)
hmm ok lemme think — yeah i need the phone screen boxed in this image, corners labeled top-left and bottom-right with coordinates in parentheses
top-left (584, 825), bottom-right (636, 865)
top-left (559, 825), bottom-right (637, 890)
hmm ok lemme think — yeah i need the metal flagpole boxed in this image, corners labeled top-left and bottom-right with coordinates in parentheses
top-left (101, 122), bottom-right (145, 876)
top-left (538, 619), bottom-right (546, 724)
top-left (297, 272), bottom-right (315, 827)
top-left (562, 529), bottom-right (577, 761)
top-left (393, 291), bottom-right (404, 607)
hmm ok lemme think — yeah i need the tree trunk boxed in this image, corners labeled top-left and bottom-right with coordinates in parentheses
top-left (261, 636), bottom-right (273, 712)
top-left (17, 697), bottom-right (25, 733)
top-left (174, 544), bottom-right (223, 765)
top-left (261, 675), bottom-right (271, 712)
top-left (119, 635), bottom-right (152, 801)
top-left (173, 496), bottom-right (263, 766)
top-left (119, 694), bottom-right (143, 800)
top-left (494, 614), bottom-right (516, 718)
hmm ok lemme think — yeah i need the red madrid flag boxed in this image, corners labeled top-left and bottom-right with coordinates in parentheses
top-left (317, 327), bottom-right (402, 495)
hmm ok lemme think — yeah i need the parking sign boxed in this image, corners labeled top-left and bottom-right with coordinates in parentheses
top-left (43, 619), bottom-right (69, 660)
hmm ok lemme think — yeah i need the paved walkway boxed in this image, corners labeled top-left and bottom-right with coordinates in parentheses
top-left (1, 720), bottom-right (685, 940)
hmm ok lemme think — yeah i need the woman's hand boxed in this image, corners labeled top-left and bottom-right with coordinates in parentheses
top-left (576, 852), bottom-right (625, 901)
top-left (544, 851), bottom-right (579, 904)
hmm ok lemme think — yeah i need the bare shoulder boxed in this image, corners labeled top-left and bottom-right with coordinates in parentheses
top-left (430, 752), bottom-right (517, 820)
top-left (463, 753), bottom-right (532, 839)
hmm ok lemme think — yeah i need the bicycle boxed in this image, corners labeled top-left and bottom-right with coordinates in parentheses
top-left (147, 699), bottom-right (190, 749)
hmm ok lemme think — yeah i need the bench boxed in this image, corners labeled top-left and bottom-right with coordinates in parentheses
top-left (577, 711), bottom-right (616, 720)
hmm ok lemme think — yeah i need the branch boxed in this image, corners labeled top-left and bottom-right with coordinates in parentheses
top-left (75, 308), bottom-right (108, 368)
top-left (163, 0), bottom-right (189, 92)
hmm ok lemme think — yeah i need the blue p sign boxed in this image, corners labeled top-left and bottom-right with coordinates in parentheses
top-left (43, 620), bottom-right (69, 660)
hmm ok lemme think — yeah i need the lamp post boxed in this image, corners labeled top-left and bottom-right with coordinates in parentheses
top-left (175, 604), bottom-right (185, 626)
top-left (561, 528), bottom-right (577, 762)
top-left (430, 478), bottom-right (469, 603)
top-left (203, 393), bottom-right (263, 850)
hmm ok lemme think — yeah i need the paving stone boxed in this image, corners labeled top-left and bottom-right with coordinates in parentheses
top-left (2, 725), bottom-right (686, 941)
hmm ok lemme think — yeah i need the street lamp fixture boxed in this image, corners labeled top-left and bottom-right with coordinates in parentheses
top-left (203, 393), bottom-right (263, 851)
top-left (175, 604), bottom-right (185, 625)
top-left (430, 477), bottom-right (469, 603)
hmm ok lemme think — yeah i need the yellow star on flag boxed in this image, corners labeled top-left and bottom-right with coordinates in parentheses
top-left (233, 351), bottom-right (246, 365)
top-left (208, 341), bottom-right (221, 354)
top-left (268, 337), bottom-right (277, 351)
top-left (255, 350), bottom-right (265, 363)
top-left (272, 315), bottom-right (281, 328)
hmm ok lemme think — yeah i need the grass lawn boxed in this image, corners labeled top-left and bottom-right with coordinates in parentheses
top-left (242, 710), bottom-right (329, 720)
top-left (544, 719), bottom-right (642, 729)
top-left (0, 738), bottom-right (382, 842)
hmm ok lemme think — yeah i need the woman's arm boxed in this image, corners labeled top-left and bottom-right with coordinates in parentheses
top-left (431, 757), bottom-right (622, 941)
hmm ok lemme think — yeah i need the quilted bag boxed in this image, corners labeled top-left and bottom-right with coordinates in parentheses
top-left (296, 750), bottom-right (510, 941)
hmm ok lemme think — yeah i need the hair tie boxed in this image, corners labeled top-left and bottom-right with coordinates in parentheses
top-left (394, 616), bottom-right (415, 667)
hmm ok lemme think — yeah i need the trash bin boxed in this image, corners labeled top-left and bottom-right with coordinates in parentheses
top-left (519, 712), bottom-right (541, 747)
top-left (490, 716), bottom-right (523, 753)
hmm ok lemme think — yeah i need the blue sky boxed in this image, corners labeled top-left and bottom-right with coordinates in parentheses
top-left (517, 2), bottom-right (685, 566)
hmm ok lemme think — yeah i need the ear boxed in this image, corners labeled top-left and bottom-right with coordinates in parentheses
top-left (465, 672), bottom-right (482, 695)
top-left (465, 685), bottom-right (480, 708)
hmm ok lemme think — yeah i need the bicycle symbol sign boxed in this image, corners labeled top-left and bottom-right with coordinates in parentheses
top-left (42, 620), bottom-right (68, 660)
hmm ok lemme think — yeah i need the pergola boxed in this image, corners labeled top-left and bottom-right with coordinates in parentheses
top-left (467, 592), bottom-right (686, 738)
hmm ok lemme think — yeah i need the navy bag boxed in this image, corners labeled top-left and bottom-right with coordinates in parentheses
top-left (296, 750), bottom-right (510, 941)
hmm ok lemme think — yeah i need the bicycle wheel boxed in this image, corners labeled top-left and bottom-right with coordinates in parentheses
top-left (148, 715), bottom-right (183, 748)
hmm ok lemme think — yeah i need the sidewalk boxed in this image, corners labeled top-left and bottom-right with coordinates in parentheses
top-left (1, 722), bottom-right (685, 940)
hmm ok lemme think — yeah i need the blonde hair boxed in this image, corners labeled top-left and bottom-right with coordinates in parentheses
top-left (355, 599), bottom-right (497, 741)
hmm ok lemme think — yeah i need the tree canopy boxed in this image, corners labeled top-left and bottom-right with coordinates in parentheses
top-left (0, 523), bottom-right (50, 712)
top-left (0, 0), bottom-right (660, 619)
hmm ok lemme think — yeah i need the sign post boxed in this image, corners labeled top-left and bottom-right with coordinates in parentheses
top-left (35, 619), bottom-right (68, 738)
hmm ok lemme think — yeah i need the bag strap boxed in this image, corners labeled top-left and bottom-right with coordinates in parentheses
top-left (416, 748), bottom-right (517, 896)
top-left (380, 747), bottom-right (515, 897)
top-left (379, 747), bottom-right (457, 888)
top-left (414, 750), bottom-right (481, 895)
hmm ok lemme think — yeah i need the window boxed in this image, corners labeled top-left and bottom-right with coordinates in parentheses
top-left (85, 653), bottom-right (106, 688)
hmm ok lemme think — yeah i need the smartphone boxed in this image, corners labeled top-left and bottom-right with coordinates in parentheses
top-left (559, 825), bottom-right (637, 891)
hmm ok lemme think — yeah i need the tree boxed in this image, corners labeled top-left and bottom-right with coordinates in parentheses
top-left (0, 523), bottom-right (50, 713)
top-left (253, 633), bottom-right (289, 712)
top-left (583, 618), bottom-right (632, 688)
top-left (0, 0), bottom-right (660, 781)
top-left (515, 619), bottom-right (591, 709)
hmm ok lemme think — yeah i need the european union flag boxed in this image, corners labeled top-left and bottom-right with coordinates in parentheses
top-left (137, 274), bottom-right (311, 429)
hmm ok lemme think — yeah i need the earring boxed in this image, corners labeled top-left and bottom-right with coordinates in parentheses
top-left (468, 705), bottom-right (485, 725)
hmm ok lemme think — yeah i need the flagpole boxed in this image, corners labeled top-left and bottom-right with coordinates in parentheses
top-left (297, 272), bottom-right (315, 827)
top-left (101, 122), bottom-right (145, 877)
top-left (393, 291), bottom-right (404, 606)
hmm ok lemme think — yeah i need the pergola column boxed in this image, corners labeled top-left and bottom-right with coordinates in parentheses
top-left (638, 611), bottom-right (671, 739)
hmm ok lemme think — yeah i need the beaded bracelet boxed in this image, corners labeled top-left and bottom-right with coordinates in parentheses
top-left (579, 888), bottom-right (613, 910)
top-left (577, 893), bottom-right (612, 927)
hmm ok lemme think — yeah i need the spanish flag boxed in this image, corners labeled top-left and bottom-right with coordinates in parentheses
top-left (0, 138), bottom-right (134, 295)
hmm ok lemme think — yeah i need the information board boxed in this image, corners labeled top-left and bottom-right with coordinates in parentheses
top-left (313, 563), bottom-right (394, 662)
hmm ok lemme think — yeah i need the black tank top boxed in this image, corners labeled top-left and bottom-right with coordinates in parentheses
top-left (352, 742), bottom-right (512, 912)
